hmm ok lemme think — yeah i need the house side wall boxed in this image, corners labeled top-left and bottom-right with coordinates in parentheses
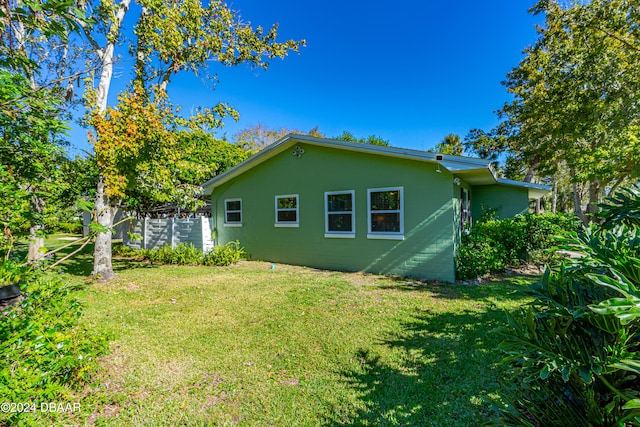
top-left (211, 143), bottom-right (457, 282)
top-left (471, 185), bottom-right (529, 220)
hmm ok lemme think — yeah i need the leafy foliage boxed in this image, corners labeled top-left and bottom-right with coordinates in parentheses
top-left (202, 241), bottom-right (245, 266)
top-left (492, 188), bottom-right (640, 425)
top-left (0, 70), bottom-right (69, 256)
top-left (0, 262), bottom-right (108, 425)
top-left (429, 133), bottom-right (463, 155)
top-left (455, 213), bottom-right (581, 280)
top-left (596, 187), bottom-right (640, 230)
top-left (90, 87), bottom-right (246, 216)
top-left (500, 0), bottom-right (640, 214)
top-left (334, 130), bottom-right (389, 146)
top-left (115, 241), bottom-right (245, 266)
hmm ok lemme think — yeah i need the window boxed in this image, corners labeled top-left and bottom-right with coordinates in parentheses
top-left (368, 187), bottom-right (404, 239)
top-left (461, 188), bottom-right (471, 231)
top-left (275, 195), bottom-right (299, 227)
top-left (325, 191), bottom-right (355, 238)
top-left (224, 199), bottom-right (242, 226)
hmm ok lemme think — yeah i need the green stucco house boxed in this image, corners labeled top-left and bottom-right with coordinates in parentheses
top-left (201, 134), bottom-right (550, 282)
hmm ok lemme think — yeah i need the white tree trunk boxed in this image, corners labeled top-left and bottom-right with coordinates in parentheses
top-left (91, 176), bottom-right (116, 281)
top-left (90, 0), bottom-right (131, 281)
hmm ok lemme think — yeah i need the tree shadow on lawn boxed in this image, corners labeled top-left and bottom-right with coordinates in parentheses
top-left (327, 290), bottom-right (530, 426)
top-left (50, 242), bottom-right (157, 279)
top-left (374, 273), bottom-right (538, 303)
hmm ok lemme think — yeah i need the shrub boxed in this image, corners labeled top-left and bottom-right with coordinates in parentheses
top-left (115, 241), bottom-right (246, 267)
top-left (202, 241), bottom-right (245, 266)
top-left (0, 263), bottom-right (108, 426)
top-left (112, 241), bottom-right (141, 258)
top-left (491, 189), bottom-right (640, 425)
top-left (455, 235), bottom-right (503, 280)
top-left (455, 213), bottom-right (581, 280)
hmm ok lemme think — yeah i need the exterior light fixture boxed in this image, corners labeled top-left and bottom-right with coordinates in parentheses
top-left (292, 146), bottom-right (304, 158)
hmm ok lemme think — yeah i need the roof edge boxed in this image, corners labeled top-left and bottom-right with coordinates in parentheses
top-left (496, 178), bottom-right (552, 200)
top-left (201, 134), bottom-right (498, 194)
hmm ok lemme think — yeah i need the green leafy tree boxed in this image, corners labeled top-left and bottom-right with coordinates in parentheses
top-left (81, 0), bottom-right (304, 280)
top-left (120, 129), bottom-right (249, 216)
top-left (500, 0), bottom-right (640, 222)
top-left (429, 133), bottom-right (463, 155)
top-left (335, 130), bottom-right (389, 146)
top-left (0, 0), bottom-right (86, 260)
top-left (0, 71), bottom-right (69, 260)
top-left (463, 128), bottom-right (507, 165)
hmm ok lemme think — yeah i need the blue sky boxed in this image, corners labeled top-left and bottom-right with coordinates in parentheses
top-left (67, 1), bottom-right (542, 154)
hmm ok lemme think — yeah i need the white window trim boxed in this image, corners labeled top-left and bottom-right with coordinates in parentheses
top-left (324, 190), bottom-right (355, 238)
top-left (367, 186), bottom-right (404, 240)
top-left (224, 198), bottom-right (242, 227)
top-left (275, 194), bottom-right (299, 227)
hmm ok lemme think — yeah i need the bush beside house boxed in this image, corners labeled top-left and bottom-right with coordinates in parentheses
top-left (455, 213), bottom-right (582, 280)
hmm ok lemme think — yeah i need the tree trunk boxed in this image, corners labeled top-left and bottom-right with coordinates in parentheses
top-left (586, 179), bottom-right (601, 222)
top-left (552, 180), bottom-right (558, 214)
top-left (90, 0), bottom-right (131, 281)
top-left (27, 194), bottom-right (45, 262)
top-left (91, 176), bottom-right (116, 281)
top-left (15, 10), bottom-right (46, 262)
top-left (572, 181), bottom-right (587, 225)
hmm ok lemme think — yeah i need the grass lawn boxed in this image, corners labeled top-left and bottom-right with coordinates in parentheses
top-left (57, 246), bottom-right (535, 426)
top-left (10, 235), bottom-right (533, 425)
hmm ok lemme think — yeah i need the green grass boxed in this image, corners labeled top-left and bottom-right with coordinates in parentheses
top-left (67, 256), bottom-right (533, 426)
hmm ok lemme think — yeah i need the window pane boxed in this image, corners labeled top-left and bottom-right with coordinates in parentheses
top-left (328, 193), bottom-right (352, 212)
top-left (371, 213), bottom-right (400, 232)
top-left (370, 191), bottom-right (400, 211)
top-left (277, 210), bottom-right (297, 222)
top-left (226, 212), bottom-right (241, 222)
top-left (328, 213), bottom-right (352, 232)
top-left (226, 200), bottom-right (241, 211)
top-left (278, 197), bottom-right (297, 209)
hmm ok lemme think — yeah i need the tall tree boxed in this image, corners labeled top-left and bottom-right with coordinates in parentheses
top-left (500, 0), bottom-right (640, 221)
top-left (233, 123), bottom-right (324, 151)
top-left (335, 130), bottom-right (389, 146)
top-left (0, 0), bottom-right (85, 260)
top-left (429, 133), bottom-right (463, 155)
top-left (81, 0), bottom-right (304, 280)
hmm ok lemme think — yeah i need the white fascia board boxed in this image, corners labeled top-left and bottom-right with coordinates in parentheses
top-left (496, 178), bottom-right (552, 199)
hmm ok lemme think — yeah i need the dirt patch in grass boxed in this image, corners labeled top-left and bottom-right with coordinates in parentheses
top-left (85, 344), bottom-right (129, 424)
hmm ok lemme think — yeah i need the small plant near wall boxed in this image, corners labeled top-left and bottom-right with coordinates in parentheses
top-left (202, 241), bottom-right (245, 266)
top-left (490, 188), bottom-right (640, 425)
